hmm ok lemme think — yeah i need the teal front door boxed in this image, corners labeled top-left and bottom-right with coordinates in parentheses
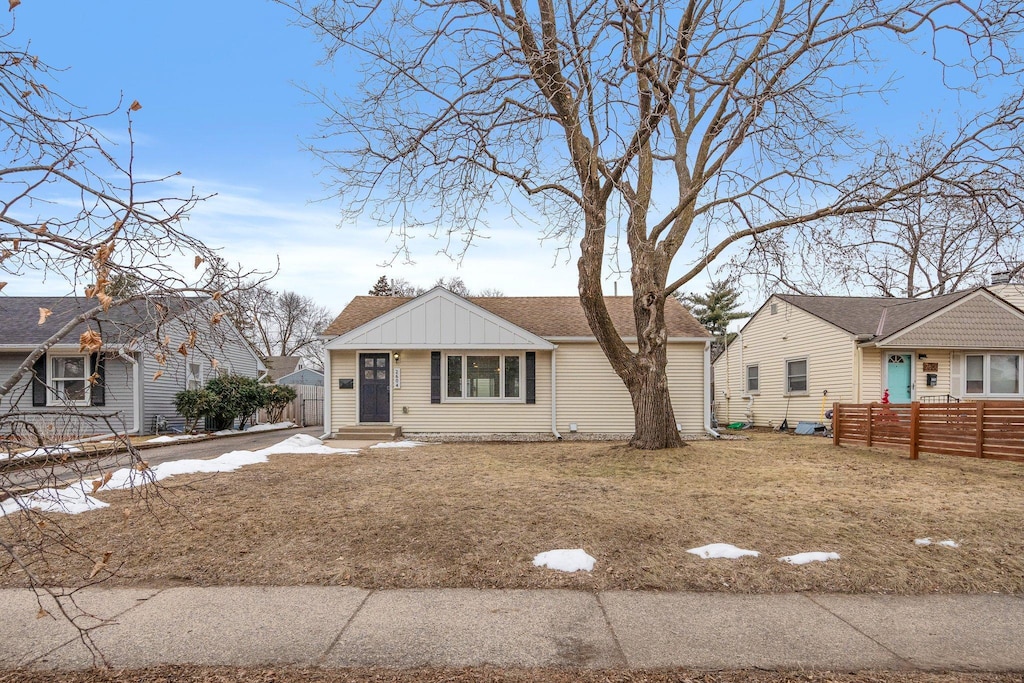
top-left (886, 354), bottom-right (912, 403)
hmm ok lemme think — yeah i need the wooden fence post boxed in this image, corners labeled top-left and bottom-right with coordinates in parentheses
top-left (832, 402), bottom-right (840, 446)
top-left (866, 403), bottom-right (873, 447)
top-left (909, 401), bottom-right (920, 460)
top-left (976, 401), bottom-right (985, 459)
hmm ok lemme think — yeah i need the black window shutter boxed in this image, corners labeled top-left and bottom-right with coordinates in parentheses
top-left (32, 354), bottom-right (47, 407)
top-left (525, 352), bottom-right (536, 404)
top-left (91, 353), bottom-right (106, 406)
top-left (430, 351), bottom-right (441, 404)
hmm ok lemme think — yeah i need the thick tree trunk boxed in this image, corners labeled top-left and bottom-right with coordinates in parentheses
top-left (625, 346), bottom-right (684, 449)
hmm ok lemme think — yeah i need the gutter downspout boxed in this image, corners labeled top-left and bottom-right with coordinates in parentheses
top-left (705, 340), bottom-right (720, 438)
top-left (551, 346), bottom-right (561, 439)
top-left (321, 347), bottom-right (333, 440)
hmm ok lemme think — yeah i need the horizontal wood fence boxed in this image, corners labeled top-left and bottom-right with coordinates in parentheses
top-left (833, 401), bottom-right (1024, 463)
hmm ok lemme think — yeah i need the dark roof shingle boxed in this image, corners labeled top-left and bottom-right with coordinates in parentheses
top-left (323, 294), bottom-right (709, 339)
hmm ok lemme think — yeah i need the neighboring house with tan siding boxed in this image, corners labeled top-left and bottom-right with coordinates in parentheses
top-left (713, 287), bottom-right (1024, 428)
top-left (321, 287), bottom-right (712, 437)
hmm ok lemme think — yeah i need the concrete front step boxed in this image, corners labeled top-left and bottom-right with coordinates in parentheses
top-left (332, 425), bottom-right (403, 441)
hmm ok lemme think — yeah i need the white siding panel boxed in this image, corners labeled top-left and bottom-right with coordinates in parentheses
top-left (329, 350), bottom-right (358, 429)
top-left (713, 297), bottom-right (855, 427)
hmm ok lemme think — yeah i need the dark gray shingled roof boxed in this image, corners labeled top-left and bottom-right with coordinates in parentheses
top-left (774, 290), bottom-right (976, 339)
top-left (0, 296), bottom-right (206, 347)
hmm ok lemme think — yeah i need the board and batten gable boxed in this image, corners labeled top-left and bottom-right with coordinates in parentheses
top-left (714, 295), bottom-right (857, 427)
top-left (333, 294), bottom-right (550, 349)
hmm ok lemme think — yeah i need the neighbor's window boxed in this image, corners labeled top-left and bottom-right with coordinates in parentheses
top-left (966, 353), bottom-right (1022, 395)
top-left (965, 355), bottom-right (985, 394)
top-left (785, 358), bottom-right (807, 394)
top-left (745, 364), bottom-right (759, 393)
top-left (991, 355), bottom-right (1020, 394)
top-left (445, 354), bottom-right (523, 401)
top-left (49, 354), bottom-right (89, 405)
top-left (187, 362), bottom-right (203, 390)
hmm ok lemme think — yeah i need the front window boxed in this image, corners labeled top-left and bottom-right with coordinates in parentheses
top-left (445, 354), bottom-right (523, 401)
top-left (966, 353), bottom-right (1022, 395)
top-left (49, 354), bottom-right (89, 405)
top-left (745, 364), bottom-right (759, 393)
top-left (786, 358), bottom-right (807, 394)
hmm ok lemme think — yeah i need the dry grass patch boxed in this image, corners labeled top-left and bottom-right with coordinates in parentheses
top-left (2, 433), bottom-right (1022, 593)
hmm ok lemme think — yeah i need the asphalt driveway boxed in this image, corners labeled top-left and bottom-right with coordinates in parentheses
top-left (4, 426), bottom-right (324, 491)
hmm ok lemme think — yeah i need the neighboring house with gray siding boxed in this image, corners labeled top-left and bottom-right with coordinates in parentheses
top-left (713, 286), bottom-right (1024, 428)
top-left (0, 296), bottom-right (264, 439)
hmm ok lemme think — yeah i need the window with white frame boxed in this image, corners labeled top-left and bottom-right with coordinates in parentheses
top-left (445, 354), bottom-right (522, 400)
top-left (965, 353), bottom-right (1022, 395)
top-left (745, 364), bottom-right (759, 393)
top-left (49, 354), bottom-right (89, 405)
top-left (187, 362), bottom-right (203, 390)
top-left (785, 358), bottom-right (808, 394)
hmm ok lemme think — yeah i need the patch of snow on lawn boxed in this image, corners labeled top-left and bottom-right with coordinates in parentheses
top-left (779, 551), bottom-right (840, 565)
top-left (245, 422), bottom-right (296, 433)
top-left (369, 440), bottom-right (426, 449)
top-left (687, 543), bottom-right (760, 559)
top-left (533, 549), bottom-right (596, 572)
top-left (4, 445), bottom-right (83, 461)
top-left (915, 538), bottom-right (960, 548)
top-left (1, 435), bottom-right (360, 517)
top-left (213, 429), bottom-right (241, 436)
top-left (147, 434), bottom-right (205, 444)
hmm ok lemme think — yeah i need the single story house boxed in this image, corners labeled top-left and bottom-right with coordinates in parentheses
top-left (321, 287), bottom-right (712, 437)
top-left (0, 296), bottom-right (264, 438)
top-left (713, 284), bottom-right (1024, 428)
top-left (264, 355), bottom-right (324, 387)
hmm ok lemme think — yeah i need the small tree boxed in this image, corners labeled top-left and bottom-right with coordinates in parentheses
top-left (368, 275), bottom-right (394, 296)
top-left (265, 384), bottom-right (298, 423)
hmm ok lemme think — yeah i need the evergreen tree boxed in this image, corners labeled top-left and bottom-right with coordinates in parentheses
top-left (368, 275), bottom-right (394, 296)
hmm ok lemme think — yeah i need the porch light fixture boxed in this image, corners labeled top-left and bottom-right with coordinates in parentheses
top-left (918, 354), bottom-right (927, 360)
top-left (393, 352), bottom-right (401, 363)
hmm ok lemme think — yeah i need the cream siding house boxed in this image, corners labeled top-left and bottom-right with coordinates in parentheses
top-left (713, 287), bottom-right (1024, 428)
top-left (322, 287), bottom-right (712, 437)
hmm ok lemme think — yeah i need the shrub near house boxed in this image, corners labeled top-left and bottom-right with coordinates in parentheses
top-left (174, 375), bottom-right (295, 432)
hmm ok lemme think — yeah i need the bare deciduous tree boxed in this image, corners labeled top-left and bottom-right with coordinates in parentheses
top-left (224, 285), bottom-right (332, 368)
top-left (284, 0), bottom-right (1024, 448)
top-left (0, 17), bottom-right (254, 652)
top-left (734, 134), bottom-right (1024, 298)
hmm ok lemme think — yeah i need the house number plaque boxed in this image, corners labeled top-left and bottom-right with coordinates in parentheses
top-left (922, 362), bottom-right (938, 372)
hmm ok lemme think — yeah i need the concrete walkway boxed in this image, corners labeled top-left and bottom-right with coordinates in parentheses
top-left (1, 588), bottom-right (1021, 671)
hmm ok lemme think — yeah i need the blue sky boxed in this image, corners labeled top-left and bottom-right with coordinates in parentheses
top-left (8, 1), bottom-right (585, 314)
top-left (5, 2), bottom-right (1010, 317)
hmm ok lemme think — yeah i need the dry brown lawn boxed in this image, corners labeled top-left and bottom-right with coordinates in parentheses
top-left (1, 667), bottom-right (1021, 683)
top-left (2, 432), bottom-right (1022, 594)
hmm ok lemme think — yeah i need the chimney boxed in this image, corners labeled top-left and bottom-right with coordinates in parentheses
top-left (991, 271), bottom-right (1012, 285)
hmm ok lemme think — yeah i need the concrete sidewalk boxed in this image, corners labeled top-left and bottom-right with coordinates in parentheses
top-left (1, 588), bottom-right (1021, 672)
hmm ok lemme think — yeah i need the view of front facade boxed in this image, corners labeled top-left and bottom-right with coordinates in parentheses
top-left (714, 284), bottom-right (1024, 428)
top-left (322, 287), bottom-right (712, 437)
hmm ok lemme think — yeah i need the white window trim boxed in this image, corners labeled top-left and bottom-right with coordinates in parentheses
top-left (964, 352), bottom-right (1023, 397)
top-left (186, 361), bottom-right (204, 390)
top-left (443, 352), bottom-right (526, 403)
top-left (47, 352), bottom-right (91, 407)
top-left (784, 357), bottom-right (809, 396)
top-left (745, 363), bottom-right (760, 395)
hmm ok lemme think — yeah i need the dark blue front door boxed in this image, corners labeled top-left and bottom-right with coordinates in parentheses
top-left (359, 353), bottom-right (390, 422)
